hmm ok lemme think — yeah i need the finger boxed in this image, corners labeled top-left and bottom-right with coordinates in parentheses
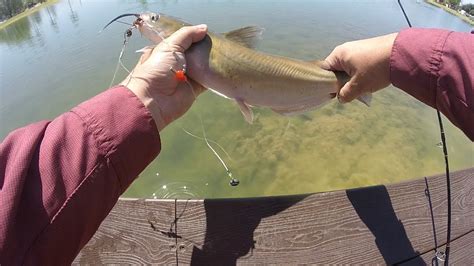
top-left (338, 79), bottom-right (361, 103)
top-left (164, 24), bottom-right (208, 52)
top-left (321, 46), bottom-right (344, 72)
top-left (320, 54), bottom-right (337, 71)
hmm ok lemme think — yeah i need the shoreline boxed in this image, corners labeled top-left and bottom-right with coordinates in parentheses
top-left (0, 0), bottom-right (59, 30)
top-left (1, 0), bottom-right (471, 29)
top-left (425, 0), bottom-right (474, 26)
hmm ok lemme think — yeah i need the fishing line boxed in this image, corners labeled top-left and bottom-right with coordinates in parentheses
top-left (182, 77), bottom-right (239, 186)
top-left (167, 49), bottom-right (238, 186)
top-left (397, 1), bottom-right (451, 265)
top-left (182, 128), bottom-right (233, 160)
top-left (109, 28), bottom-right (134, 87)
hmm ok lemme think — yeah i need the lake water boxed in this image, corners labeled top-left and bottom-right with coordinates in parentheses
top-left (1, 0), bottom-right (472, 198)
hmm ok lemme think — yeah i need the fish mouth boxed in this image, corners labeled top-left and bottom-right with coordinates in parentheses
top-left (102, 13), bottom-right (141, 30)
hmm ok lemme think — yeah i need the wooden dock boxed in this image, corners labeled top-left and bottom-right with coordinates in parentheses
top-left (75, 168), bottom-right (474, 264)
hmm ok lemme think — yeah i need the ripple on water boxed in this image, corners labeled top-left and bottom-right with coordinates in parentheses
top-left (151, 181), bottom-right (208, 199)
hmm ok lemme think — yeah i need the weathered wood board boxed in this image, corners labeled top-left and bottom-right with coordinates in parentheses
top-left (400, 230), bottom-right (474, 265)
top-left (75, 168), bottom-right (474, 264)
top-left (74, 199), bottom-right (178, 264)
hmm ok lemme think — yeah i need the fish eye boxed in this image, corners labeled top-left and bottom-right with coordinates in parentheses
top-left (150, 14), bottom-right (159, 22)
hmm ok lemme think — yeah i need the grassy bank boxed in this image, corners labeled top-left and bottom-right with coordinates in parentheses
top-left (425, 0), bottom-right (474, 26)
top-left (0, 0), bottom-right (59, 30)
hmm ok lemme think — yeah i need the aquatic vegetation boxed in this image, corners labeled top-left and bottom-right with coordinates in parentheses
top-left (126, 86), bottom-right (473, 198)
top-left (1, 0), bottom-right (471, 199)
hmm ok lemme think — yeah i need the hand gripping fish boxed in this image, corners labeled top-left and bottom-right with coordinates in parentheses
top-left (106, 12), bottom-right (371, 123)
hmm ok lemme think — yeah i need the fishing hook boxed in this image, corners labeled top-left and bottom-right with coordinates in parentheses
top-left (102, 13), bottom-right (140, 30)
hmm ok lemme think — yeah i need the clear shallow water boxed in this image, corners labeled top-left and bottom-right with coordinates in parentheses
top-left (1, 0), bottom-right (472, 198)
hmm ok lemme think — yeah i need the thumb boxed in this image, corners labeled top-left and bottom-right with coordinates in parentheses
top-left (321, 48), bottom-right (344, 72)
top-left (338, 78), bottom-right (361, 103)
top-left (164, 24), bottom-right (208, 52)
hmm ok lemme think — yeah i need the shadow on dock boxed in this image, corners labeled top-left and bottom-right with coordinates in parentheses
top-left (346, 185), bottom-right (424, 265)
top-left (190, 194), bottom-right (309, 265)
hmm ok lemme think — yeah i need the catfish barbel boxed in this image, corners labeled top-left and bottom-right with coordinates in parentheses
top-left (106, 12), bottom-right (371, 123)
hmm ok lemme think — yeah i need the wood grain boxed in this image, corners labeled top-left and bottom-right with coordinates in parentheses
top-left (76, 168), bottom-right (474, 264)
top-left (73, 199), bottom-right (179, 265)
top-left (400, 230), bottom-right (474, 265)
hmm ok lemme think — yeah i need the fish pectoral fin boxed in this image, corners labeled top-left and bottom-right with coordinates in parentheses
top-left (135, 45), bottom-right (157, 53)
top-left (235, 99), bottom-right (254, 124)
top-left (224, 26), bottom-right (264, 49)
top-left (356, 93), bottom-right (372, 107)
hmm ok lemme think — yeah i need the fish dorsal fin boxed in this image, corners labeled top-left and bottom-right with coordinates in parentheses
top-left (224, 26), bottom-right (264, 49)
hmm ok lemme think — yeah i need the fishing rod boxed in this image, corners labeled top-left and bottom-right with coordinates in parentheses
top-left (397, 1), bottom-right (452, 265)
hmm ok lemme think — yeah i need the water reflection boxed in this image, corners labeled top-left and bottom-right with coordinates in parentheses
top-left (0, 8), bottom-right (49, 46)
top-left (68, 0), bottom-right (79, 26)
top-left (45, 6), bottom-right (57, 29)
top-left (30, 13), bottom-right (45, 47)
top-left (0, 17), bottom-right (33, 44)
top-left (30, 10), bottom-right (42, 24)
top-left (0, 3), bottom-right (61, 46)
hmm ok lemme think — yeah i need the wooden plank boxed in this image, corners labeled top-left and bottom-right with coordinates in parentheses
top-left (75, 168), bottom-right (474, 264)
top-left (175, 168), bottom-right (474, 264)
top-left (400, 230), bottom-right (474, 265)
top-left (73, 199), bottom-right (178, 265)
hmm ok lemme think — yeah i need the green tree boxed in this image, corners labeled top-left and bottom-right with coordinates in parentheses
top-left (461, 3), bottom-right (474, 13)
top-left (447, 0), bottom-right (461, 9)
top-left (0, 0), bottom-right (24, 18)
top-left (0, 0), bottom-right (46, 19)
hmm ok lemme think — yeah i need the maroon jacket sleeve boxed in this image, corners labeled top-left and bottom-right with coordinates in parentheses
top-left (0, 86), bottom-right (161, 264)
top-left (390, 28), bottom-right (474, 141)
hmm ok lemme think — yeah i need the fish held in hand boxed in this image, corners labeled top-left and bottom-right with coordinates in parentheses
top-left (133, 12), bottom-right (371, 123)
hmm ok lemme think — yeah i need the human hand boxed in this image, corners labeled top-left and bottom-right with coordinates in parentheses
top-left (321, 33), bottom-right (398, 103)
top-left (121, 24), bottom-right (208, 131)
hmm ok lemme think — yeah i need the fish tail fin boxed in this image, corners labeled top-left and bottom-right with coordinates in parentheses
top-left (356, 93), bottom-right (372, 107)
top-left (307, 62), bottom-right (372, 107)
top-left (333, 70), bottom-right (372, 106)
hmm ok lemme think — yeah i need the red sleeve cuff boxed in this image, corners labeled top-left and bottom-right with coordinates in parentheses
top-left (390, 28), bottom-right (451, 108)
top-left (72, 86), bottom-right (160, 192)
